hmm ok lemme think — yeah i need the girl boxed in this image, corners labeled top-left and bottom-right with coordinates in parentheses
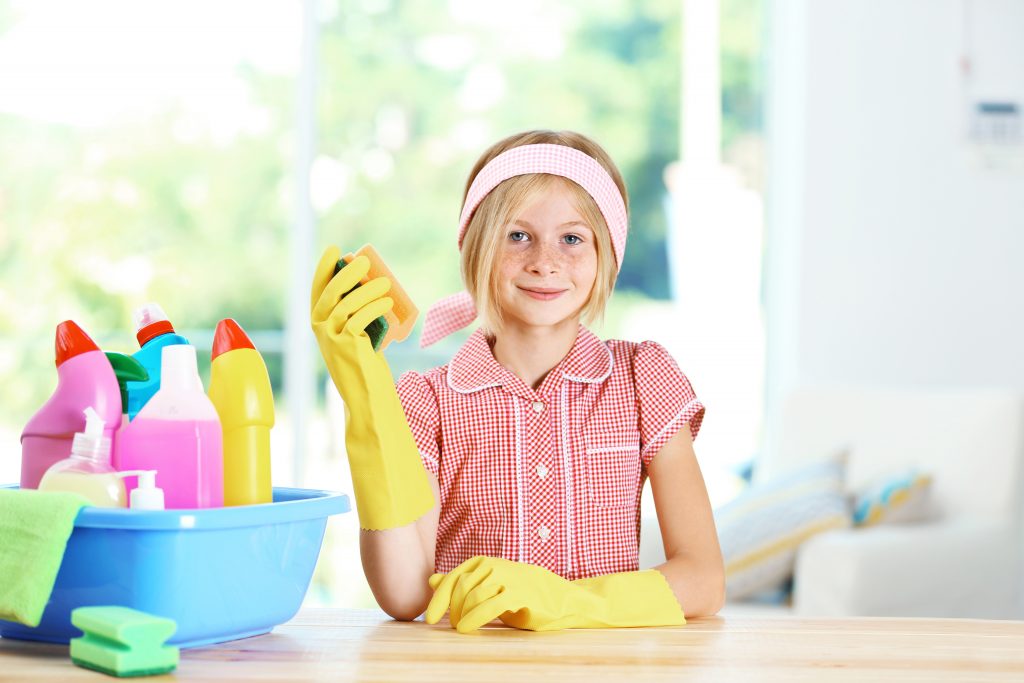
top-left (310, 130), bottom-right (724, 634)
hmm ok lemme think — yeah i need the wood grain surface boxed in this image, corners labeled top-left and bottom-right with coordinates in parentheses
top-left (2, 608), bottom-right (1023, 682)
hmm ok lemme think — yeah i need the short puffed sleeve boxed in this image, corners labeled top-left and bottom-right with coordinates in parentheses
top-left (633, 341), bottom-right (705, 468)
top-left (395, 371), bottom-right (441, 477)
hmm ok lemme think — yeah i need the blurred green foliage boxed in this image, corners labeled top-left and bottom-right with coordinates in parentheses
top-left (0, 0), bottom-right (762, 428)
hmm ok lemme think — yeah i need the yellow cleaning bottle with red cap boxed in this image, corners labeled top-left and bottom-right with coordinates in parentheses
top-left (207, 319), bottom-right (275, 506)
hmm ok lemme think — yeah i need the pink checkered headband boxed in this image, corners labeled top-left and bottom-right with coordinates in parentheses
top-left (419, 143), bottom-right (628, 348)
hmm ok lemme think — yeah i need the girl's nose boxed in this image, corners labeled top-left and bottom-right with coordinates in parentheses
top-left (525, 241), bottom-right (561, 275)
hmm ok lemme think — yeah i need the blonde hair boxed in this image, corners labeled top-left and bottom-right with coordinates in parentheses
top-left (460, 130), bottom-right (628, 335)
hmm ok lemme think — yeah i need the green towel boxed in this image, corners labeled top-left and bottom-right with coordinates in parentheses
top-left (0, 489), bottom-right (88, 627)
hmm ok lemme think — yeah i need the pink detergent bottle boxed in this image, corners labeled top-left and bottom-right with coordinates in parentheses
top-left (114, 344), bottom-right (224, 509)
top-left (20, 321), bottom-right (121, 489)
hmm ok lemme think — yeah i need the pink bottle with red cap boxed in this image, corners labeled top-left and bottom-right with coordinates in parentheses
top-left (20, 321), bottom-right (122, 489)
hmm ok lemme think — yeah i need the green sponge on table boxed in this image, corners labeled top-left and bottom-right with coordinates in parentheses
top-left (70, 606), bottom-right (179, 677)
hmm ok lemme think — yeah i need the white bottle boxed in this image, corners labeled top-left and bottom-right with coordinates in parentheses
top-left (116, 345), bottom-right (224, 509)
top-left (126, 470), bottom-right (166, 510)
top-left (39, 407), bottom-right (126, 508)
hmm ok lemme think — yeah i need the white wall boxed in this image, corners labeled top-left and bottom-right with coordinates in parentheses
top-left (762, 0), bottom-right (1024, 618)
top-left (765, 0), bottom-right (1024, 418)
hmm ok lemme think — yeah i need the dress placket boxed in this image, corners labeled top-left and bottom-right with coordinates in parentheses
top-left (523, 391), bottom-right (561, 574)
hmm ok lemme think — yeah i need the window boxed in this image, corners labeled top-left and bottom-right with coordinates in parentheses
top-left (0, 0), bottom-right (764, 607)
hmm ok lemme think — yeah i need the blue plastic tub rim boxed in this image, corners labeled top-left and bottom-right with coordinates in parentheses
top-left (0, 485), bottom-right (350, 530)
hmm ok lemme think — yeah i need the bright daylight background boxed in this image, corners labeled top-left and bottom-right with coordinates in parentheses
top-left (0, 0), bottom-right (764, 608)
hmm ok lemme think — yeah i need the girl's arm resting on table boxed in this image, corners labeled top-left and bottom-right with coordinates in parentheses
top-left (420, 425), bottom-right (718, 633)
top-left (648, 424), bottom-right (726, 618)
top-left (359, 471), bottom-right (442, 621)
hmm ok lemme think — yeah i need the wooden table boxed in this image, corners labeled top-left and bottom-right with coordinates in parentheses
top-left (2, 608), bottom-right (1023, 682)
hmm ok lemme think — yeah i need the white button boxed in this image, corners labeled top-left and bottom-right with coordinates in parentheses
top-left (536, 464), bottom-right (549, 479)
top-left (537, 525), bottom-right (551, 540)
top-left (532, 401), bottom-right (545, 413)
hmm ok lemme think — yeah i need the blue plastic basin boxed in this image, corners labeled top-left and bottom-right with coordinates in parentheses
top-left (0, 486), bottom-right (349, 648)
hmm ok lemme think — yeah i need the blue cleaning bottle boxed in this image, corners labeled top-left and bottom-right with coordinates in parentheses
top-left (125, 303), bottom-right (190, 420)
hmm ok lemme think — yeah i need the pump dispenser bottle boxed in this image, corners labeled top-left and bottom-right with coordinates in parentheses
top-left (38, 407), bottom-right (125, 508)
top-left (117, 470), bottom-right (165, 510)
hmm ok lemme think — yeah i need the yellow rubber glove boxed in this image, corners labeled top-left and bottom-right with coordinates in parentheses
top-left (310, 246), bottom-right (434, 530)
top-left (424, 556), bottom-right (685, 634)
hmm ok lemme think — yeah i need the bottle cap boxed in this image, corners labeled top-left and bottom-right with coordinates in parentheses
top-left (134, 302), bottom-right (176, 346)
top-left (211, 318), bottom-right (255, 361)
top-left (72, 406), bottom-right (112, 462)
top-left (55, 320), bottom-right (100, 367)
top-left (122, 470), bottom-right (166, 510)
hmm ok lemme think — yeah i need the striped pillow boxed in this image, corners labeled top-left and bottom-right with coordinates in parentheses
top-left (853, 470), bottom-right (933, 526)
top-left (716, 458), bottom-right (851, 601)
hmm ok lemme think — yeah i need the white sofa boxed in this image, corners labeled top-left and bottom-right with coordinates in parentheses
top-left (641, 387), bottom-right (1024, 619)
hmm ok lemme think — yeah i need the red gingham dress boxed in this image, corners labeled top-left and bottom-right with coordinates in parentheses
top-left (395, 325), bottom-right (705, 581)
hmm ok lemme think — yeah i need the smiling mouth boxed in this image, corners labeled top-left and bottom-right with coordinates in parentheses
top-left (518, 286), bottom-right (568, 301)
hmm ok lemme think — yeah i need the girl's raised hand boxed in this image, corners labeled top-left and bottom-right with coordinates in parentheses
top-left (310, 247), bottom-right (393, 339)
top-left (307, 245), bottom-right (433, 531)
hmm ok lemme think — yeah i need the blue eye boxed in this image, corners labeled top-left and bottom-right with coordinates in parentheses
top-left (563, 234), bottom-right (583, 245)
top-left (509, 231), bottom-right (529, 242)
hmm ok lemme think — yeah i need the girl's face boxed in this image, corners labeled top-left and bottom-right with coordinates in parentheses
top-left (494, 183), bottom-right (598, 334)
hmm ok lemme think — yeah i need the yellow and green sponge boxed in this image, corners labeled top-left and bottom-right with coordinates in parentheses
top-left (70, 606), bottom-right (179, 677)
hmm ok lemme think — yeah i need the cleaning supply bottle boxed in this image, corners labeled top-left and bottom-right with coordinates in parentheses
top-left (38, 407), bottom-right (125, 508)
top-left (207, 319), bottom-right (275, 506)
top-left (20, 321), bottom-right (121, 490)
top-left (114, 470), bottom-right (165, 510)
top-left (129, 470), bottom-right (164, 510)
top-left (114, 344), bottom-right (223, 509)
top-left (125, 303), bottom-right (189, 420)
top-left (103, 352), bottom-right (148, 470)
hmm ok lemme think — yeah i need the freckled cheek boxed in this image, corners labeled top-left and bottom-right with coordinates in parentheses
top-left (493, 253), bottom-right (523, 293)
top-left (497, 252), bottom-right (522, 276)
top-left (569, 248), bottom-right (598, 276)
top-left (566, 248), bottom-right (595, 265)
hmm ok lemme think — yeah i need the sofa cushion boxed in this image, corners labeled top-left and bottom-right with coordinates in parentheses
top-left (717, 458), bottom-right (852, 600)
top-left (853, 470), bottom-right (933, 526)
top-left (762, 388), bottom-right (1024, 521)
